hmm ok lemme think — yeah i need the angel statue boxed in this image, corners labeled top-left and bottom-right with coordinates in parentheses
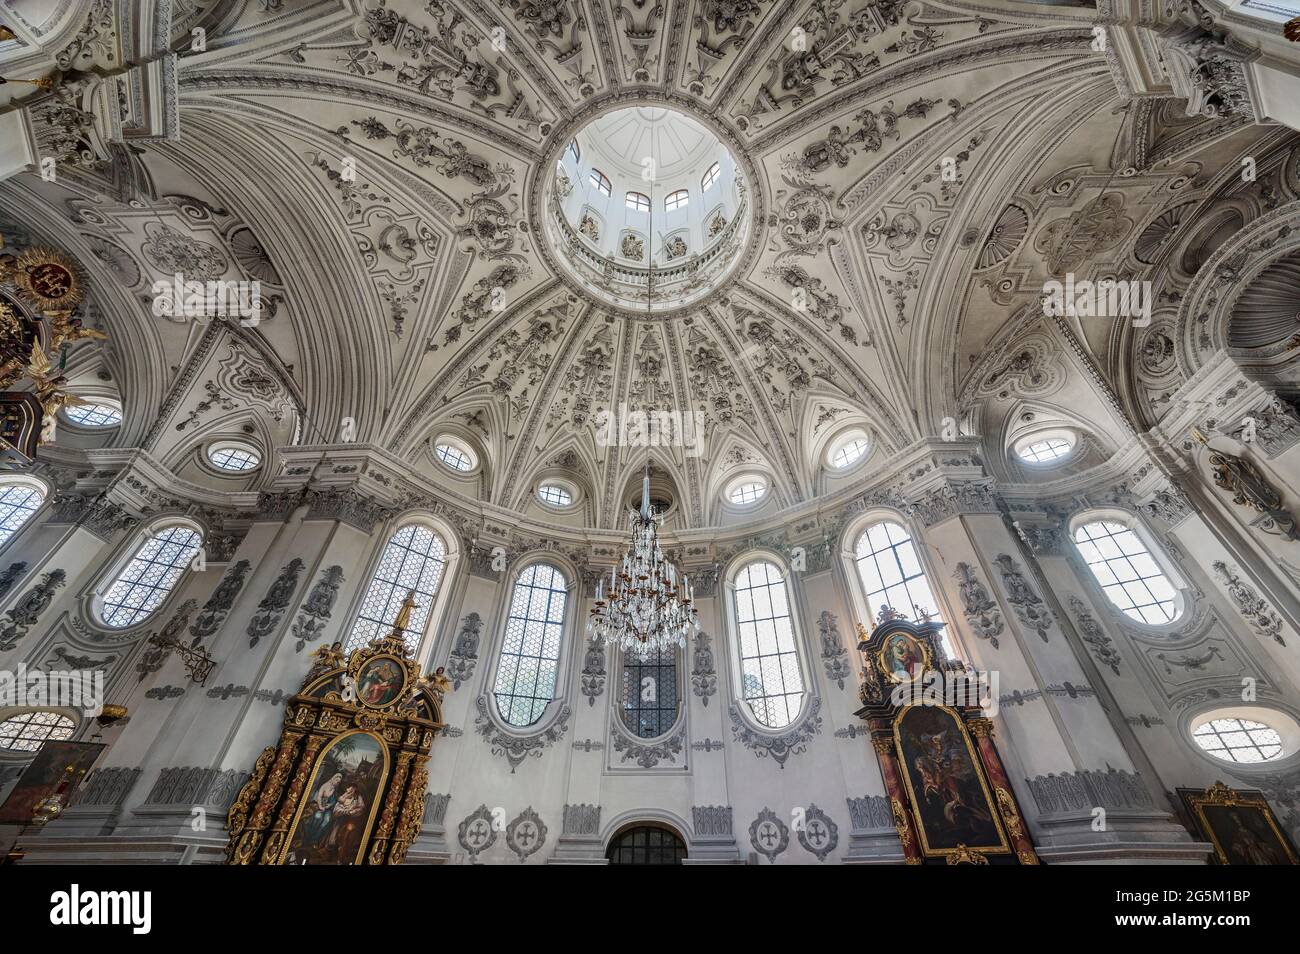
top-left (48, 312), bottom-right (107, 355)
top-left (24, 342), bottom-right (90, 444)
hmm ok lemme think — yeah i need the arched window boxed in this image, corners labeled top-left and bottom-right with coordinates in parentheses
top-left (0, 710), bottom-right (76, 752)
top-left (732, 559), bottom-right (804, 728)
top-left (345, 523), bottom-right (449, 654)
top-left (619, 646), bottom-right (679, 738)
top-left (701, 161), bottom-right (720, 191)
top-left (590, 168), bottom-right (611, 197)
top-left (854, 521), bottom-right (943, 624)
top-left (665, 189), bottom-right (689, 211)
top-left (625, 191), bottom-right (650, 212)
top-left (0, 479), bottom-right (45, 549)
top-left (1073, 519), bottom-right (1177, 624)
top-left (494, 562), bottom-right (569, 727)
top-left (99, 525), bottom-right (204, 628)
top-left (606, 825), bottom-right (687, 864)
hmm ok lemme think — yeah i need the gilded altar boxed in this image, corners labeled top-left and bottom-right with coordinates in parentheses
top-left (225, 598), bottom-right (446, 865)
top-left (855, 610), bottom-right (1040, 866)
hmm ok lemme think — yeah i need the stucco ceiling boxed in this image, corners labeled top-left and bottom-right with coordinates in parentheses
top-left (2, 0), bottom-right (1296, 531)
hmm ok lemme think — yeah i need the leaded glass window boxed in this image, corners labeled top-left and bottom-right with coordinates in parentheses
top-left (1073, 520), bottom-right (1177, 624)
top-left (829, 436), bottom-right (869, 469)
top-left (345, 523), bottom-right (448, 654)
top-left (99, 525), bottom-right (204, 628)
top-left (0, 480), bottom-right (44, 549)
top-left (435, 442), bottom-right (473, 471)
top-left (732, 559), bottom-right (804, 729)
top-left (64, 402), bottom-right (122, 428)
top-left (619, 646), bottom-right (679, 738)
top-left (494, 562), bottom-right (568, 727)
top-left (1192, 717), bottom-right (1284, 764)
top-left (0, 711), bottom-right (76, 752)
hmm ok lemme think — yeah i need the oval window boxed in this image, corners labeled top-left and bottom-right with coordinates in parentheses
top-left (827, 433), bottom-right (869, 470)
top-left (207, 442), bottom-right (261, 472)
top-left (434, 437), bottom-right (476, 472)
top-left (726, 475), bottom-right (767, 506)
top-left (537, 483), bottom-right (573, 507)
top-left (1192, 716), bottom-right (1284, 764)
top-left (64, 402), bottom-right (122, 428)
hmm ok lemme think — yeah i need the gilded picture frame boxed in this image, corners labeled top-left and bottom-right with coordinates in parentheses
top-left (1178, 782), bottom-right (1299, 866)
top-left (892, 704), bottom-right (1010, 861)
top-left (353, 653), bottom-right (408, 709)
top-left (876, 629), bottom-right (933, 685)
top-left (279, 730), bottom-right (391, 865)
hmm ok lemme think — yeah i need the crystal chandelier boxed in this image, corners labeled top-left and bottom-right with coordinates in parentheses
top-left (587, 470), bottom-right (698, 657)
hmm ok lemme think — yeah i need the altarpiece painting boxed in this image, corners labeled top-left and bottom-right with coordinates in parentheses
top-left (225, 595), bottom-right (446, 865)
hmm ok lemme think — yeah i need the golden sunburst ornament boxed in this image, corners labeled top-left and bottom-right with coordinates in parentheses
top-left (9, 247), bottom-right (85, 312)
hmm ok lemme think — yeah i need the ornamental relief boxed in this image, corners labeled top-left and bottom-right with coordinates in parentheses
top-left (861, 201), bottom-right (943, 269)
top-left (284, 3), bottom-right (557, 139)
top-left (1033, 192), bottom-right (1135, 275)
top-left (727, 0), bottom-right (999, 135)
top-left (968, 333), bottom-right (1066, 402)
top-left (610, 0), bottom-right (666, 83)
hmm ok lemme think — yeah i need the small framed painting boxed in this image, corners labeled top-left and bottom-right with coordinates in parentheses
top-left (1177, 783), bottom-right (1298, 865)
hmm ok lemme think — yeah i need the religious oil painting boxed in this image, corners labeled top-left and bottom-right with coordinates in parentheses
top-left (1179, 786), bottom-right (1299, 866)
top-left (0, 741), bottom-right (104, 824)
top-left (877, 630), bottom-right (931, 684)
top-left (356, 656), bottom-right (405, 708)
top-left (895, 706), bottom-right (1007, 857)
top-left (282, 731), bottom-right (388, 865)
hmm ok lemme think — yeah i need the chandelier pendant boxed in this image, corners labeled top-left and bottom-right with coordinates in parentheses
top-left (587, 471), bottom-right (698, 658)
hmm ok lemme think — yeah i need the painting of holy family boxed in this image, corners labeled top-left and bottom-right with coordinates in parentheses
top-left (282, 731), bottom-right (388, 865)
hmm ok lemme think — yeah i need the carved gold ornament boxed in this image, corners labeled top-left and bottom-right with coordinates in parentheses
top-left (946, 843), bottom-right (989, 865)
top-left (225, 595), bottom-right (443, 866)
top-left (9, 247), bottom-right (85, 312)
top-left (48, 311), bottom-right (106, 352)
top-left (0, 299), bottom-right (20, 341)
top-left (1285, 17), bottom-right (1300, 42)
top-left (892, 797), bottom-right (922, 864)
top-left (875, 629), bottom-right (933, 684)
top-left (0, 299), bottom-right (30, 390)
top-left (995, 786), bottom-right (1040, 863)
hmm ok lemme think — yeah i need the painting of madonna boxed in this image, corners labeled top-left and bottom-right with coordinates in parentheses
top-left (282, 732), bottom-right (387, 864)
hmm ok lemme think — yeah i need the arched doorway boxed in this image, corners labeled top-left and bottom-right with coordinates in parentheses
top-left (605, 824), bottom-right (687, 865)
